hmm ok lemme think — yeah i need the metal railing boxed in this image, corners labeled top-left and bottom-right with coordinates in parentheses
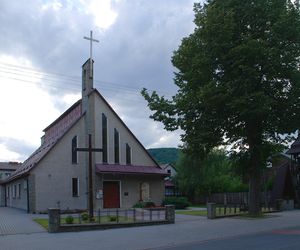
top-left (60, 207), bottom-right (166, 225)
top-left (208, 202), bottom-right (279, 219)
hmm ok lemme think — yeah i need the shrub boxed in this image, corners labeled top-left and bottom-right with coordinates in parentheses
top-left (133, 201), bottom-right (156, 208)
top-left (133, 201), bottom-right (145, 208)
top-left (65, 215), bottom-right (74, 224)
top-left (81, 212), bottom-right (89, 221)
top-left (163, 197), bottom-right (191, 209)
top-left (109, 216), bottom-right (117, 222)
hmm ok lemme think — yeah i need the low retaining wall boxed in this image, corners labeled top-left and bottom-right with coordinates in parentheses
top-left (48, 205), bottom-right (175, 233)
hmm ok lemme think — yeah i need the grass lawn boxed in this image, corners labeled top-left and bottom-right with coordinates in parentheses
top-left (188, 204), bottom-right (207, 208)
top-left (176, 210), bottom-right (207, 216)
top-left (33, 218), bottom-right (49, 230)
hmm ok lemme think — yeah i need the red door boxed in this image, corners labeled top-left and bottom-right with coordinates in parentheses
top-left (103, 181), bottom-right (120, 208)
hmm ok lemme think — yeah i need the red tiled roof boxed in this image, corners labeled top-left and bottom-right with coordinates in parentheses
top-left (4, 101), bottom-right (83, 183)
top-left (96, 164), bottom-right (169, 176)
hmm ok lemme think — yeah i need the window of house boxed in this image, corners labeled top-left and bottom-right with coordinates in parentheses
top-left (114, 128), bottom-right (120, 164)
top-left (13, 185), bottom-right (16, 198)
top-left (102, 113), bottom-right (108, 163)
top-left (6, 186), bottom-right (9, 198)
top-left (17, 183), bottom-right (21, 198)
top-left (71, 136), bottom-right (78, 164)
top-left (167, 169), bottom-right (171, 174)
top-left (126, 143), bottom-right (131, 165)
top-left (72, 178), bottom-right (79, 197)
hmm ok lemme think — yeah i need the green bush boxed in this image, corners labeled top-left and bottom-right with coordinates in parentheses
top-left (133, 201), bottom-right (155, 208)
top-left (133, 201), bottom-right (145, 208)
top-left (109, 216), bottom-right (117, 222)
top-left (81, 212), bottom-right (89, 221)
top-left (163, 197), bottom-right (191, 209)
top-left (65, 215), bottom-right (74, 224)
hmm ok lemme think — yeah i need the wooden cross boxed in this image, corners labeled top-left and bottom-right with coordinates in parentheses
top-left (83, 30), bottom-right (99, 78)
top-left (76, 134), bottom-right (102, 219)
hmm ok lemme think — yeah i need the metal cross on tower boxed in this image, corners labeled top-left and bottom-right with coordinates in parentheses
top-left (83, 30), bottom-right (99, 78)
top-left (76, 134), bottom-right (102, 220)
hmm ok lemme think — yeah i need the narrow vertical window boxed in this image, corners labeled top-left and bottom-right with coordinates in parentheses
top-left (114, 128), bottom-right (120, 164)
top-left (13, 185), bottom-right (16, 198)
top-left (102, 113), bottom-right (108, 163)
top-left (6, 186), bottom-right (9, 198)
top-left (72, 136), bottom-right (78, 164)
top-left (18, 183), bottom-right (21, 198)
top-left (126, 143), bottom-right (131, 165)
top-left (72, 178), bottom-right (79, 197)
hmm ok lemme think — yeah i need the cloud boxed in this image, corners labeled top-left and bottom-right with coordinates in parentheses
top-left (0, 0), bottom-right (196, 160)
top-left (0, 137), bottom-right (36, 161)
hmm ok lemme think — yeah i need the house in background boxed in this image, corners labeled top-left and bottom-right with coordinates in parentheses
top-left (161, 163), bottom-right (181, 197)
top-left (0, 57), bottom-right (168, 213)
top-left (0, 162), bottom-right (21, 207)
top-left (0, 162), bottom-right (21, 180)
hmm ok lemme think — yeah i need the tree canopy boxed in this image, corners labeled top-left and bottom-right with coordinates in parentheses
top-left (142, 0), bottom-right (300, 214)
top-left (176, 150), bottom-right (247, 197)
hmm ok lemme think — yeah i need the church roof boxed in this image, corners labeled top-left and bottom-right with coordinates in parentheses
top-left (4, 101), bottom-right (83, 183)
top-left (96, 164), bottom-right (169, 176)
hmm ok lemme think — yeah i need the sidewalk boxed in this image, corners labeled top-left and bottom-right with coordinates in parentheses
top-left (0, 208), bottom-right (300, 250)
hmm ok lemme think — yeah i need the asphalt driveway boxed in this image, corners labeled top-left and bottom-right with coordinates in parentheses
top-left (0, 207), bottom-right (46, 235)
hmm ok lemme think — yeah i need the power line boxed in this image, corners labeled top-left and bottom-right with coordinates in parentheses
top-left (0, 62), bottom-right (173, 97)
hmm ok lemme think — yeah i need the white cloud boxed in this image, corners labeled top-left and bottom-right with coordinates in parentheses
top-left (87, 0), bottom-right (118, 30)
top-left (0, 55), bottom-right (71, 160)
top-left (0, 144), bottom-right (21, 162)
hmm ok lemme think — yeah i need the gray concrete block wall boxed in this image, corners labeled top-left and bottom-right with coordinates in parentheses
top-left (0, 185), bottom-right (5, 206)
top-left (33, 118), bottom-right (88, 212)
top-left (93, 93), bottom-right (157, 167)
top-left (28, 175), bottom-right (36, 213)
top-left (5, 177), bottom-right (28, 211)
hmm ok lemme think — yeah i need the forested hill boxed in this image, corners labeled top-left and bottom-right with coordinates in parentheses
top-left (147, 148), bottom-right (180, 165)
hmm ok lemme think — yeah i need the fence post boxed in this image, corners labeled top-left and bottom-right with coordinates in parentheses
top-left (48, 208), bottom-right (60, 233)
top-left (207, 203), bottom-right (216, 219)
top-left (276, 199), bottom-right (284, 211)
top-left (165, 205), bottom-right (175, 223)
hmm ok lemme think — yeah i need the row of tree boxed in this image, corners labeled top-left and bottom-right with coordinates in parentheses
top-left (175, 150), bottom-right (248, 197)
top-left (142, 0), bottom-right (300, 215)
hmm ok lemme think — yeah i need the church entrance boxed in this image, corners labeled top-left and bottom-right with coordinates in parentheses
top-left (103, 181), bottom-right (120, 208)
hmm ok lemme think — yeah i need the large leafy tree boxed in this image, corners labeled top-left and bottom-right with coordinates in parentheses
top-left (142, 0), bottom-right (300, 215)
top-left (176, 150), bottom-right (246, 198)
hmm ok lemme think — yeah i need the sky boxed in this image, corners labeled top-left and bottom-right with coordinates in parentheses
top-left (0, 0), bottom-right (196, 162)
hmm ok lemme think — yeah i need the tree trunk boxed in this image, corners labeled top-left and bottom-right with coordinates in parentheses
top-left (248, 170), bottom-right (261, 215)
top-left (247, 126), bottom-right (263, 216)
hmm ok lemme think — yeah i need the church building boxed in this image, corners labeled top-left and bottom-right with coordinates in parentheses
top-left (0, 55), bottom-right (167, 213)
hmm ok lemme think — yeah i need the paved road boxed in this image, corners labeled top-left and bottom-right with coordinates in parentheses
top-left (156, 228), bottom-right (300, 250)
top-left (0, 208), bottom-right (300, 249)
